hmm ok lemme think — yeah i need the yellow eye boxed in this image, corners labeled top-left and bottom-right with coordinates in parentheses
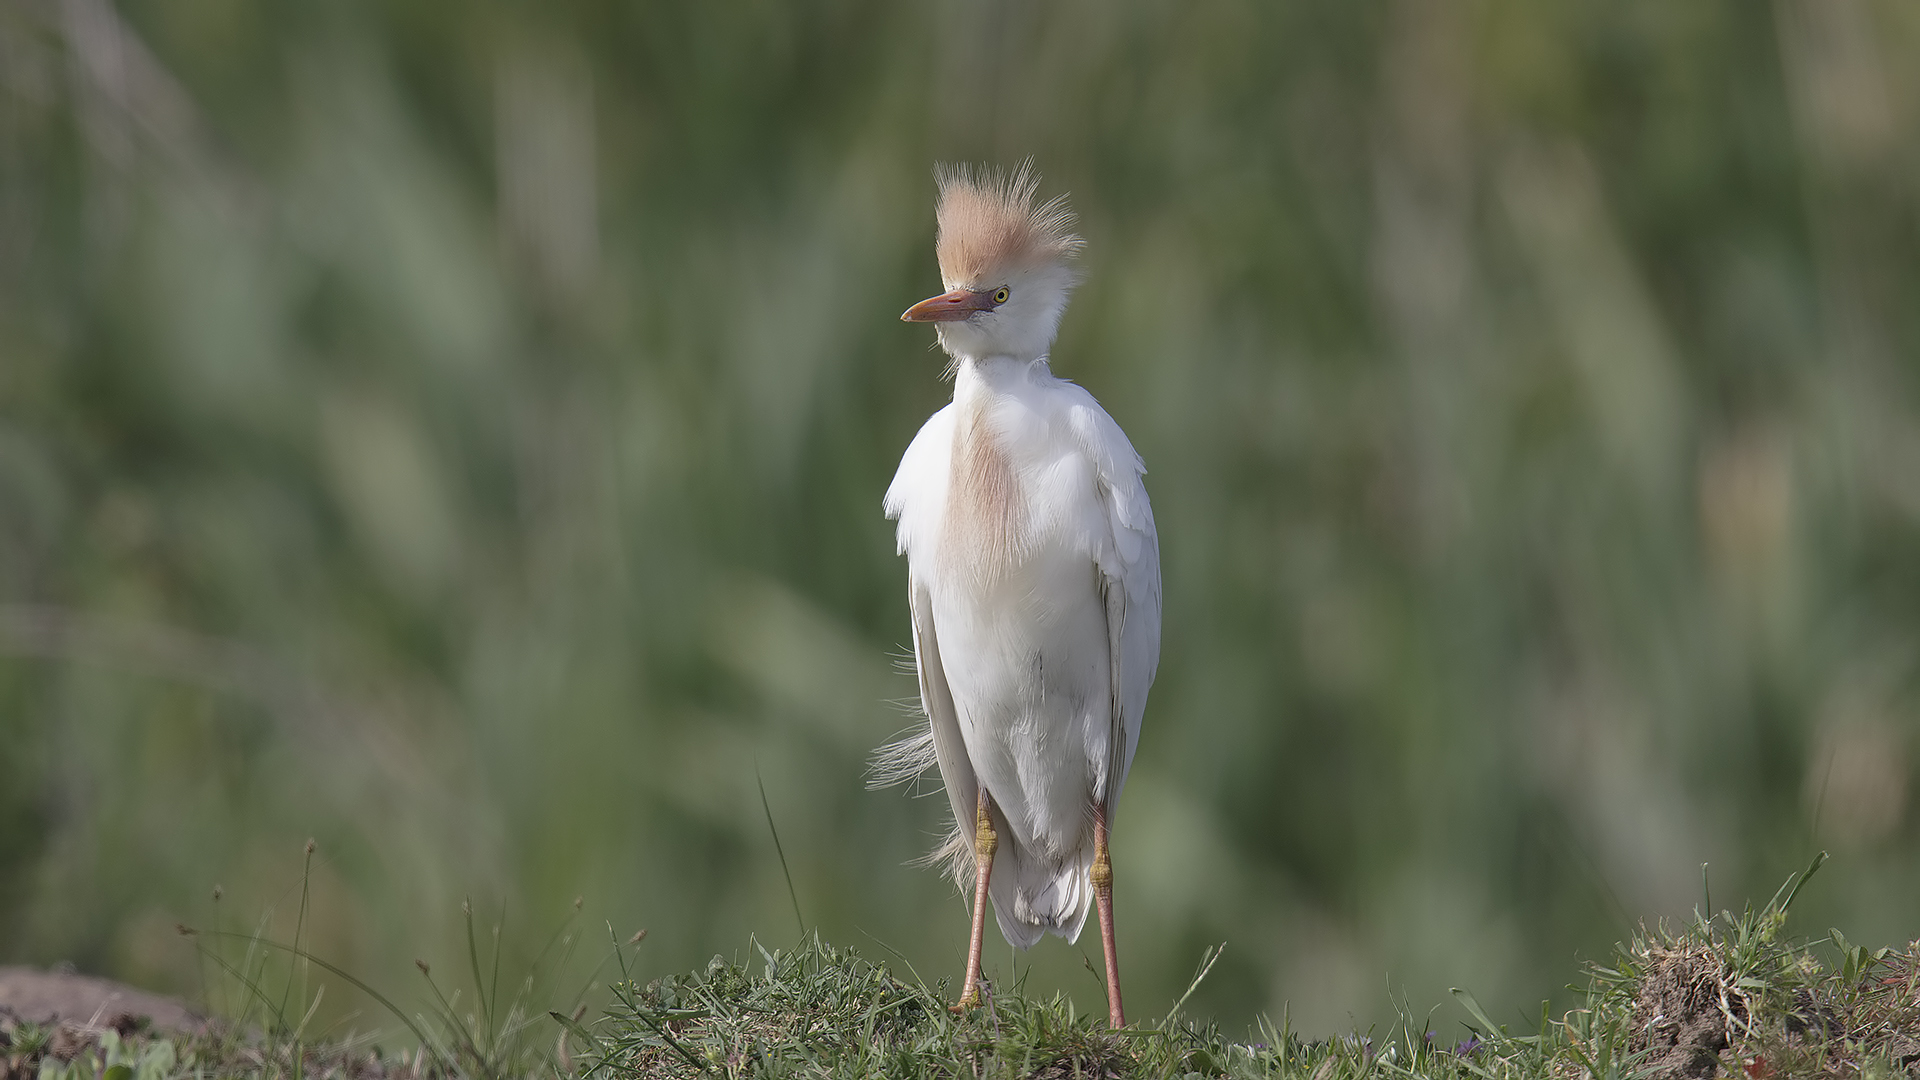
top-left (993, 287), bottom-right (1010, 305)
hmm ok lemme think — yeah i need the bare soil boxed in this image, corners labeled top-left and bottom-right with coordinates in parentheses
top-left (1627, 944), bottom-right (1737, 1079)
top-left (0, 966), bottom-right (203, 1034)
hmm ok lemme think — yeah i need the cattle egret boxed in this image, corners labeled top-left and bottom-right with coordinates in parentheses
top-left (878, 164), bottom-right (1160, 1029)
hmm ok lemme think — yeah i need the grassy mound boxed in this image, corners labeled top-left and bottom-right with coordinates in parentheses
top-left (557, 857), bottom-right (1920, 1079)
top-left (4, 859), bottom-right (1918, 1079)
top-left (570, 919), bottom-right (1920, 1079)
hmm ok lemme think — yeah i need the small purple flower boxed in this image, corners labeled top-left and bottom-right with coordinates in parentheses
top-left (1454, 1036), bottom-right (1483, 1057)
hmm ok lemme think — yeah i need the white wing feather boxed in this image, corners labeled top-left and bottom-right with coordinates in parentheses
top-left (1064, 390), bottom-right (1160, 817)
top-left (876, 405), bottom-right (975, 879)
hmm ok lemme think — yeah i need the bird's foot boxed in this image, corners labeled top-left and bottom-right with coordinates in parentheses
top-left (951, 977), bottom-right (990, 1013)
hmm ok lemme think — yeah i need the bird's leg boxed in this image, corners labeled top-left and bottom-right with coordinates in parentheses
top-left (956, 785), bottom-right (997, 1011)
top-left (1092, 803), bottom-right (1124, 1028)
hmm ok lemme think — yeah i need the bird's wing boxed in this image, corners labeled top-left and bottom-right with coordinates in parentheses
top-left (879, 405), bottom-right (978, 885)
top-left (909, 575), bottom-right (981, 888)
top-left (1065, 391), bottom-right (1162, 817)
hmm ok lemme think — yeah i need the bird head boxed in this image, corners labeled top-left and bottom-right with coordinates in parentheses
top-left (901, 163), bottom-right (1084, 363)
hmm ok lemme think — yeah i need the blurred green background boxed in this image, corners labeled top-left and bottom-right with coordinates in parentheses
top-left (2, 0), bottom-right (1918, 1038)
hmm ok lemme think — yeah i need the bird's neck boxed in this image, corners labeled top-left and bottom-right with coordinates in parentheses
top-left (953, 355), bottom-right (1051, 404)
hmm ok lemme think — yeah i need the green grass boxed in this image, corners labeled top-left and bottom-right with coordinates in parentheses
top-left (6, 857), bottom-right (1918, 1079)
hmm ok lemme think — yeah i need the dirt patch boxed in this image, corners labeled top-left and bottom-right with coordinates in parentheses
top-left (0, 967), bottom-right (203, 1034)
top-left (1627, 944), bottom-right (1745, 1080)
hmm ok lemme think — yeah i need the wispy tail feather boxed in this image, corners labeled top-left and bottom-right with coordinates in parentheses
top-left (920, 826), bottom-right (973, 891)
top-left (871, 721), bottom-right (972, 887)
top-left (867, 724), bottom-right (939, 790)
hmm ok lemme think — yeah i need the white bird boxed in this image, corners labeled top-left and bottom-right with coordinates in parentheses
top-left (877, 164), bottom-right (1160, 1028)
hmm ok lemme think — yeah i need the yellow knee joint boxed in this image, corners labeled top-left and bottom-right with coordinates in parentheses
top-left (974, 803), bottom-right (998, 859)
top-left (1090, 847), bottom-right (1112, 891)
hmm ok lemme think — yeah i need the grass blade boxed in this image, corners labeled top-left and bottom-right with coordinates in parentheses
top-left (757, 764), bottom-right (805, 937)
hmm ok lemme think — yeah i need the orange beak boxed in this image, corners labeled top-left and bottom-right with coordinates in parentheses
top-left (901, 288), bottom-right (996, 322)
